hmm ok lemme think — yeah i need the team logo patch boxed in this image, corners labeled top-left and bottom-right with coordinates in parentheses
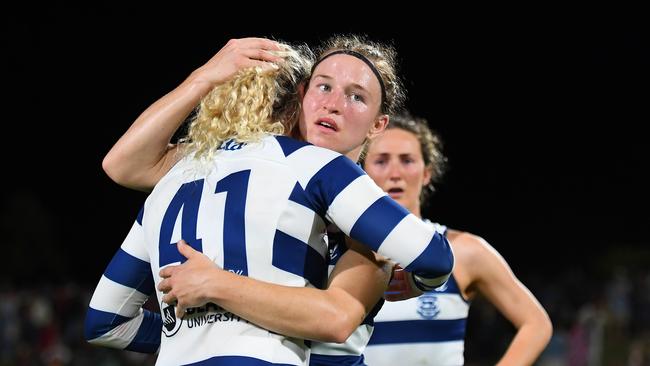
top-left (417, 293), bottom-right (440, 320)
top-left (161, 302), bottom-right (182, 337)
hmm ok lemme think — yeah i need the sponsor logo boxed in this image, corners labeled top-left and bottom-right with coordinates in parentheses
top-left (326, 229), bottom-right (346, 264)
top-left (161, 302), bottom-right (182, 337)
top-left (219, 139), bottom-right (247, 151)
top-left (161, 301), bottom-right (244, 337)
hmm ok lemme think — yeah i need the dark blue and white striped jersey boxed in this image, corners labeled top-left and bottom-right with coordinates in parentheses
top-left (311, 222), bottom-right (467, 366)
top-left (85, 135), bottom-right (453, 366)
top-left (364, 273), bottom-right (469, 366)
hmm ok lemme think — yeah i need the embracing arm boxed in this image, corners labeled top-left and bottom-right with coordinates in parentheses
top-left (103, 38), bottom-right (284, 191)
top-left (101, 75), bottom-right (207, 191)
top-left (318, 159), bottom-right (454, 284)
top-left (457, 233), bottom-right (552, 366)
top-left (159, 239), bottom-right (391, 343)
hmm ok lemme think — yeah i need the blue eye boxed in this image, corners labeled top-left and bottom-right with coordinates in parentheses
top-left (350, 94), bottom-right (364, 103)
top-left (318, 84), bottom-right (331, 92)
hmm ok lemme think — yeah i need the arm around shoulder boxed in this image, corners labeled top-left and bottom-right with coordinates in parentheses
top-left (103, 37), bottom-right (285, 191)
top-left (102, 77), bottom-right (211, 191)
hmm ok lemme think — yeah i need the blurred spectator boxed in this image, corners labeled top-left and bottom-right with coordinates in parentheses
top-left (1, 255), bottom-right (648, 364)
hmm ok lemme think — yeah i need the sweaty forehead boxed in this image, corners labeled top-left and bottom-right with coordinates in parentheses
top-left (312, 54), bottom-right (381, 93)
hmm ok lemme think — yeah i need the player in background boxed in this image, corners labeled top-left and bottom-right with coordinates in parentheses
top-left (359, 112), bottom-right (552, 365)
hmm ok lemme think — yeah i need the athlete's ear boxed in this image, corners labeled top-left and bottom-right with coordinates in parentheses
top-left (422, 166), bottom-right (432, 187)
top-left (298, 81), bottom-right (307, 100)
top-left (367, 114), bottom-right (389, 140)
top-left (288, 81), bottom-right (308, 141)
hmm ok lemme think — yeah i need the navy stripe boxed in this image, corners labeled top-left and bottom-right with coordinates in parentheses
top-left (272, 230), bottom-right (327, 289)
top-left (104, 248), bottom-right (155, 294)
top-left (274, 135), bottom-right (310, 157)
top-left (186, 355), bottom-right (297, 366)
top-left (288, 182), bottom-right (317, 212)
top-left (309, 354), bottom-right (366, 366)
top-left (306, 155), bottom-right (364, 212)
top-left (84, 307), bottom-right (130, 340)
top-left (349, 196), bottom-right (409, 252)
top-left (125, 310), bottom-right (162, 353)
top-left (368, 318), bottom-right (467, 344)
top-left (136, 205), bottom-right (144, 225)
top-left (403, 232), bottom-right (454, 280)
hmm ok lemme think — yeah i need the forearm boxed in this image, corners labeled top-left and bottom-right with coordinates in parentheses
top-left (496, 314), bottom-right (553, 366)
top-left (160, 239), bottom-right (385, 344)
top-left (208, 270), bottom-right (363, 343)
top-left (103, 75), bottom-right (212, 190)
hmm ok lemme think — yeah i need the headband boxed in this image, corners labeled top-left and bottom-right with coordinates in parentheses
top-left (311, 50), bottom-right (387, 111)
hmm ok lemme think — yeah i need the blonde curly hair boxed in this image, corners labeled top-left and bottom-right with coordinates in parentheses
top-left (181, 42), bottom-right (313, 161)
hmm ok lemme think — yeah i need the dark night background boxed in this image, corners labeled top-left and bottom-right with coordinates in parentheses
top-left (1, 5), bottom-right (649, 364)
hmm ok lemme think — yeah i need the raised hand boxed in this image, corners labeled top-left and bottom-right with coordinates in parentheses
top-left (189, 37), bottom-right (285, 88)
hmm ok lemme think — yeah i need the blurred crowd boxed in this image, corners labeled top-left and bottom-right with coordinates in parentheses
top-left (1, 264), bottom-right (649, 365)
top-left (465, 264), bottom-right (650, 365)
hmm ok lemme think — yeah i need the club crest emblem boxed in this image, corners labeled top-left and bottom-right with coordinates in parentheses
top-left (417, 293), bottom-right (440, 320)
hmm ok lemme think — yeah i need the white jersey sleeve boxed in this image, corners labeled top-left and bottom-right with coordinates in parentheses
top-left (278, 136), bottom-right (454, 282)
top-left (85, 207), bottom-right (161, 353)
